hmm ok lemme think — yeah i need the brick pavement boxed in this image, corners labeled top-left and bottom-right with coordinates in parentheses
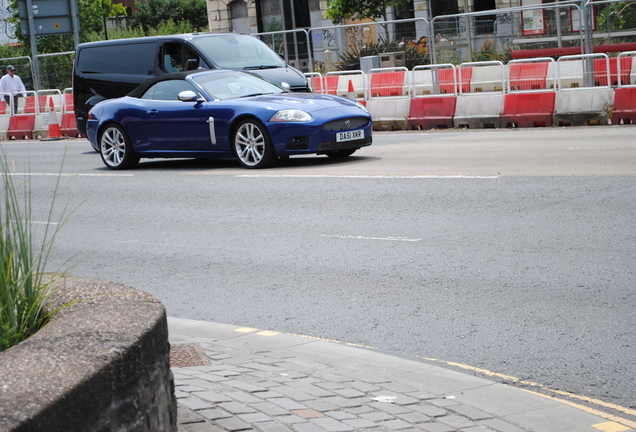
top-left (168, 318), bottom-right (634, 432)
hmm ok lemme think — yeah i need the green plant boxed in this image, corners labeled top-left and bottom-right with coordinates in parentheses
top-left (0, 150), bottom-right (76, 352)
top-left (472, 39), bottom-right (512, 64)
top-left (335, 38), bottom-right (430, 71)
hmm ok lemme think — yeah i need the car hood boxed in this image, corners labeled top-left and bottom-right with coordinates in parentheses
top-left (249, 66), bottom-right (308, 90)
top-left (248, 93), bottom-right (363, 112)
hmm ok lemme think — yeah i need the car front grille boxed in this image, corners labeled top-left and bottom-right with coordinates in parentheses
top-left (322, 117), bottom-right (369, 131)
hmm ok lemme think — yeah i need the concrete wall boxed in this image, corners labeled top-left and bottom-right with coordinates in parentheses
top-left (0, 276), bottom-right (177, 432)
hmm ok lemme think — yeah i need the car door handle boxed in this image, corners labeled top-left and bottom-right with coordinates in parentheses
top-left (147, 109), bottom-right (158, 117)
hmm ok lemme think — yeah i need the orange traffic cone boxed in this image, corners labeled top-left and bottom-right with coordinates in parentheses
top-left (347, 79), bottom-right (355, 100)
top-left (41, 97), bottom-right (66, 141)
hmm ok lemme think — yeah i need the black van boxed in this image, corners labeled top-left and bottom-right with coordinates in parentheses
top-left (73, 33), bottom-right (311, 135)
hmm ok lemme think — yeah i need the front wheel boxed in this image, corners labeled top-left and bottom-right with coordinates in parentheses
top-left (99, 124), bottom-right (139, 170)
top-left (233, 119), bottom-right (276, 169)
top-left (326, 149), bottom-right (357, 158)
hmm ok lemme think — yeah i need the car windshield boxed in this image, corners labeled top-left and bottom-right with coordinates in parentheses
top-left (190, 34), bottom-right (285, 69)
top-left (193, 71), bottom-right (287, 100)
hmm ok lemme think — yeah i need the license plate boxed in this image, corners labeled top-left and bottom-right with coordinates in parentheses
top-left (336, 130), bottom-right (363, 142)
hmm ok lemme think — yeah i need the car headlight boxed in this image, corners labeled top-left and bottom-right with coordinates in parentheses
top-left (355, 101), bottom-right (369, 113)
top-left (270, 109), bottom-right (312, 122)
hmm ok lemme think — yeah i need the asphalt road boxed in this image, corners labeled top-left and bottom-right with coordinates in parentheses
top-left (2, 126), bottom-right (635, 422)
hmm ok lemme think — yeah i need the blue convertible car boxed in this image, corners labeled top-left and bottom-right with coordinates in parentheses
top-left (86, 70), bottom-right (373, 169)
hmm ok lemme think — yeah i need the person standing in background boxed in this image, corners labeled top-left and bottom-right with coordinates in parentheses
top-left (0, 65), bottom-right (27, 115)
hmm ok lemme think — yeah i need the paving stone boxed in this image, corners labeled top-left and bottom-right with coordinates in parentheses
top-left (178, 408), bottom-right (207, 424)
top-left (194, 392), bottom-right (234, 403)
top-left (290, 377), bottom-right (321, 385)
top-left (311, 371), bottom-right (354, 383)
top-left (255, 391), bottom-right (284, 399)
top-left (288, 382), bottom-right (336, 398)
top-left (478, 419), bottom-right (527, 432)
top-left (292, 422), bottom-right (328, 432)
top-left (225, 380), bottom-right (269, 393)
top-left (197, 408), bottom-right (234, 420)
top-left (324, 411), bottom-right (356, 421)
top-left (368, 402), bottom-right (412, 415)
top-left (217, 402), bottom-right (258, 414)
top-left (319, 397), bottom-right (362, 409)
top-left (179, 397), bottom-right (215, 411)
top-left (191, 374), bottom-right (231, 383)
top-left (437, 415), bottom-right (476, 429)
top-left (403, 392), bottom-right (436, 400)
top-left (252, 402), bottom-right (291, 416)
top-left (349, 382), bottom-right (381, 393)
top-left (238, 413), bottom-right (274, 423)
top-left (270, 387), bottom-right (316, 402)
top-left (409, 406), bottom-right (447, 417)
top-left (392, 395), bottom-right (420, 406)
top-left (177, 385), bottom-right (206, 392)
top-left (377, 419), bottom-right (413, 430)
top-left (333, 389), bottom-right (366, 398)
top-left (461, 427), bottom-right (495, 432)
top-left (395, 412), bottom-right (431, 423)
top-left (182, 422), bottom-right (227, 432)
top-left (227, 391), bottom-right (266, 403)
top-left (445, 406), bottom-right (493, 421)
top-left (315, 382), bottom-right (346, 391)
top-left (310, 417), bottom-right (353, 431)
top-left (418, 423), bottom-right (457, 432)
top-left (215, 417), bottom-right (253, 431)
top-left (235, 375), bottom-right (268, 384)
top-left (359, 412), bottom-right (396, 422)
top-left (342, 418), bottom-right (378, 429)
top-left (378, 383), bottom-right (417, 393)
top-left (344, 406), bottom-right (375, 415)
top-left (303, 399), bottom-right (339, 413)
top-left (243, 363), bottom-right (290, 373)
top-left (255, 422), bottom-right (294, 432)
top-left (176, 389), bottom-right (190, 398)
top-left (292, 409), bottom-right (326, 419)
top-left (429, 399), bottom-right (459, 408)
top-left (269, 398), bottom-right (309, 411)
top-left (278, 415), bottom-right (309, 424)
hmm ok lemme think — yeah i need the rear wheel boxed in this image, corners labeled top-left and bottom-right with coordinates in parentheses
top-left (233, 119), bottom-right (276, 169)
top-left (326, 149), bottom-right (357, 158)
top-left (99, 124), bottom-right (139, 170)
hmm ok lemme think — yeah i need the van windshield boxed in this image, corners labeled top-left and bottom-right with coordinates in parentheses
top-left (191, 34), bottom-right (285, 70)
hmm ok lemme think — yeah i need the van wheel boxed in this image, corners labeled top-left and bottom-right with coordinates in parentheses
top-left (99, 124), bottom-right (139, 170)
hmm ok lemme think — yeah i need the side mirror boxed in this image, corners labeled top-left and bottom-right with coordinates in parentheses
top-left (186, 58), bottom-right (199, 70)
top-left (178, 90), bottom-right (204, 103)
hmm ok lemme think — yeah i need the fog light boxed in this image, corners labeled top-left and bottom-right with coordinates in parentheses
top-left (286, 136), bottom-right (309, 150)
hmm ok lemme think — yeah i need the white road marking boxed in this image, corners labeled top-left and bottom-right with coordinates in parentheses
top-left (321, 234), bottom-right (421, 242)
top-left (237, 175), bottom-right (499, 179)
top-left (9, 173), bottom-right (133, 177)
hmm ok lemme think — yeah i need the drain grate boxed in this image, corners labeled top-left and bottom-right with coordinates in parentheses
top-left (170, 343), bottom-right (208, 368)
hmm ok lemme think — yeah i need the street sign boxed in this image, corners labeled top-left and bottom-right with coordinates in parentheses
top-left (18, 0), bottom-right (78, 36)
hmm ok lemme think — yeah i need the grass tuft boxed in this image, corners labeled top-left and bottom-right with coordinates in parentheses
top-left (0, 148), bottom-right (76, 352)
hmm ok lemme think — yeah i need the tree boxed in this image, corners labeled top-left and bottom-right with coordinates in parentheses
top-left (323, 0), bottom-right (411, 33)
top-left (7, 0), bottom-right (127, 52)
top-left (132, 0), bottom-right (208, 34)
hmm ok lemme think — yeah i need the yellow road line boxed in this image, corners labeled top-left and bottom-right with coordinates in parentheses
top-left (234, 327), bottom-right (258, 333)
top-left (422, 357), bottom-right (636, 425)
top-left (592, 421), bottom-right (633, 432)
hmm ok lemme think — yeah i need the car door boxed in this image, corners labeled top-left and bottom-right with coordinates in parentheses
top-left (137, 79), bottom-right (212, 151)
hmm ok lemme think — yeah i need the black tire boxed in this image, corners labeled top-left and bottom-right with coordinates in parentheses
top-left (326, 149), bottom-right (357, 158)
top-left (233, 119), bottom-right (276, 169)
top-left (99, 124), bottom-right (139, 170)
